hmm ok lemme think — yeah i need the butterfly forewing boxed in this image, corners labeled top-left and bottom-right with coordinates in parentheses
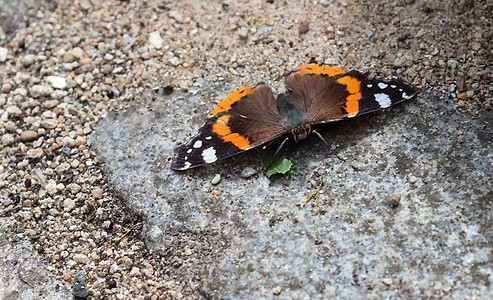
top-left (171, 84), bottom-right (287, 170)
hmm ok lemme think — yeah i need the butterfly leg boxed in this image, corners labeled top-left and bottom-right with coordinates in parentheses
top-left (312, 130), bottom-right (346, 162)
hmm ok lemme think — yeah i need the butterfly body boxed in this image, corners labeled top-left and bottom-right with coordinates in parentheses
top-left (171, 64), bottom-right (417, 170)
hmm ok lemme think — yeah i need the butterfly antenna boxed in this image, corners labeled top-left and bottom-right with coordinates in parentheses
top-left (274, 137), bottom-right (289, 157)
top-left (312, 130), bottom-right (346, 162)
top-left (261, 137), bottom-right (290, 170)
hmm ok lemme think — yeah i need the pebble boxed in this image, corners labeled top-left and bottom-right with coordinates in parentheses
top-left (21, 54), bottom-right (36, 67)
top-left (56, 183), bottom-right (65, 191)
top-left (169, 57), bottom-right (180, 66)
top-left (383, 278), bottom-right (393, 285)
top-left (0, 47), bottom-right (7, 62)
top-left (46, 76), bottom-right (68, 89)
top-left (408, 175), bottom-right (417, 184)
top-left (238, 28), bottom-right (249, 40)
top-left (211, 174), bottom-right (221, 185)
top-left (169, 10), bottom-right (184, 23)
top-left (55, 163), bottom-right (71, 174)
top-left (458, 134), bottom-right (465, 143)
top-left (6, 105), bottom-right (22, 117)
top-left (389, 194), bottom-right (401, 208)
top-left (5, 121), bottom-right (16, 132)
top-left (45, 180), bottom-right (57, 195)
top-left (64, 198), bottom-right (76, 211)
top-left (75, 270), bottom-right (86, 283)
top-left (351, 161), bottom-right (359, 169)
top-left (272, 286), bottom-right (282, 295)
top-left (92, 188), bottom-right (104, 199)
top-left (30, 85), bottom-right (53, 98)
top-left (240, 167), bottom-right (257, 179)
top-left (27, 148), bottom-right (44, 159)
top-left (71, 47), bottom-right (85, 58)
top-left (73, 283), bottom-right (88, 299)
top-left (148, 31), bottom-right (164, 49)
top-left (41, 99), bottom-right (60, 109)
top-left (67, 183), bottom-right (82, 194)
top-left (1, 134), bottom-right (14, 146)
top-left (74, 253), bottom-right (88, 263)
top-left (298, 22), bottom-right (310, 35)
top-left (41, 119), bottom-right (59, 129)
top-left (1, 82), bottom-right (13, 93)
top-left (75, 136), bottom-right (87, 146)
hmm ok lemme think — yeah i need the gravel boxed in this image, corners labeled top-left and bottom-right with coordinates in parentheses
top-left (0, 0), bottom-right (491, 299)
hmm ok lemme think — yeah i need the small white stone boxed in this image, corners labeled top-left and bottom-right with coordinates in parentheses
top-left (41, 119), bottom-right (59, 129)
top-left (46, 76), bottom-right (67, 89)
top-left (211, 174), bottom-right (221, 185)
top-left (73, 254), bottom-right (88, 263)
top-left (149, 31), bottom-right (164, 49)
top-left (1, 134), bottom-right (15, 146)
top-left (27, 148), bottom-right (44, 159)
top-left (6, 106), bottom-right (22, 117)
top-left (64, 199), bottom-right (76, 211)
top-left (45, 180), bottom-right (57, 195)
top-left (169, 56), bottom-right (180, 66)
top-left (0, 47), bottom-right (7, 62)
top-left (30, 84), bottom-right (53, 98)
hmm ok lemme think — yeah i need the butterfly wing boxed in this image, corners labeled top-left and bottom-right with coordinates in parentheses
top-left (284, 64), bottom-right (418, 125)
top-left (171, 83), bottom-right (288, 170)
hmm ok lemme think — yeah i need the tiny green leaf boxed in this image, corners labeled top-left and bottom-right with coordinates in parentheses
top-left (265, 158), bottom-right (293, 177)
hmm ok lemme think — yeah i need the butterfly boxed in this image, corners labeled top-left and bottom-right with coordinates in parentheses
top-left (171, 64), bottom-right (417, 170)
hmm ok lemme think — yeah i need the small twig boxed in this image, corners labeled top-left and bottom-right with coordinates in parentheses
top-left (301, 178), bottom-right (323, 211)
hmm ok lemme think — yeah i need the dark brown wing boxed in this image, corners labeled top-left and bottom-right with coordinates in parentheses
top-left (284, 65), bottom-right (417, 125)
top-left (171, 83), bottom-right (288, 170)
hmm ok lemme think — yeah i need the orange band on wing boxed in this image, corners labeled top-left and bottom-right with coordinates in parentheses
top-left (208, 85), bottom-right (254, 117)
top-left (296, 64), bottom-right (345, 77)
top-left (212, 115), bottom-right (251, 150)
top-left (337, 76), bottom-right (362, 118)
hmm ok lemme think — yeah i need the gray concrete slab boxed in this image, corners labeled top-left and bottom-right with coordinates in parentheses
top-left (92, 87), bottom-right (492, 298)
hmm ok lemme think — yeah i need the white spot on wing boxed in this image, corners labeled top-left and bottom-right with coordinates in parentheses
top-left (403, 92), bottom-right (411, 99)
top-left (193, 140), bottom-right (202, 148)
top-left (187, 149), bottom-right (192, 154)
top-left (391, 84), bottom-right (396, 88)
top-left (184, 162), bottom-right (191, 169)
top-left (202, 147), bottom-right (217, 163)
top-left (375, 93), bottom-right (392, 108)
top-left (367, 84), bottom-right (373, 88)
top-left (378, 82), bottom-right (388, 89)
top-left (205, 136), bottom-right (212, 140)
top-left (239, 114), bottom-right (247, 118)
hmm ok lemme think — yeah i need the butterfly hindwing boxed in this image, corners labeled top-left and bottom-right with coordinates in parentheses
top-left (284, 65), bottom-right (417, 125)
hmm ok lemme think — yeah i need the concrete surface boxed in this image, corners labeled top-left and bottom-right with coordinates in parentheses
top-left (92, 86), bottom-right (492, 298)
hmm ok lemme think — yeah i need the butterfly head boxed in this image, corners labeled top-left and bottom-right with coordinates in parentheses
top-left (292, 124), bottom-right (311, 142)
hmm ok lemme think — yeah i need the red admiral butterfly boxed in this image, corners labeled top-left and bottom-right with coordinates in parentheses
top-left (171, 64), bottom-right (417, 170)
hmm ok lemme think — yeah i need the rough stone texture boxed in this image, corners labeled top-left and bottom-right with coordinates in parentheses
top-left (0, 218), bottom-right (71, 299)
top-left (93, 88), bottom-right (492, 298)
